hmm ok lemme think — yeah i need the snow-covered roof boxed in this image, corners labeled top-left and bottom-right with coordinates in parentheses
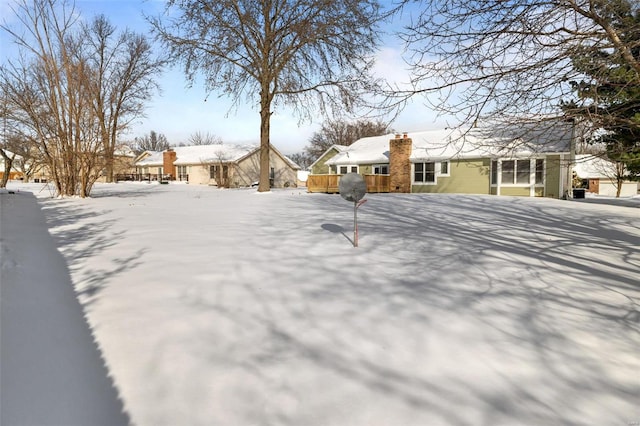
top-left (136, 151), bottom-right (164, 166)
top-left (309, 145), bottom-right (349, 168)
top-left (325, 137), bottom-right (392, 165)
top-left (174, 144), bottom-right (258, 165)
top-left (573, 155), bottom-right (621, 179)
top-left (115, 145), bottom-right (135, 158)
top-left (326, 122), bottom-right (574, 165)
top-left (135, 144), bottom-right (259, 166)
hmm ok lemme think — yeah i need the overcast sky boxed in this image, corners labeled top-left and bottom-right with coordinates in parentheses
top-left (0, 0), bottom-right (445, 154)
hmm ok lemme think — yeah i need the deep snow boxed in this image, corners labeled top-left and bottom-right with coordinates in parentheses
top-left (1, 182), bottom-right (639, 426)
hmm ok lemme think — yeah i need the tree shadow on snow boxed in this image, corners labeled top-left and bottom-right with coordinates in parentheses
top-left (183, 192), bottom-right (639, 425)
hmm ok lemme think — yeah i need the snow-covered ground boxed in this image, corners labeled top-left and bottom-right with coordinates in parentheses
top-left (2, 182), bottom-right (639, 426)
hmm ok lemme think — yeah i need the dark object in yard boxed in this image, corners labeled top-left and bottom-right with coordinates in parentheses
top-left (573, 188), bottom-right (586, 199)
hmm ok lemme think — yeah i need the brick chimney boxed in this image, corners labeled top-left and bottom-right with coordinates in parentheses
top-left (389, 133), bottom-right (412, 193)
top-left (163, 149), bottom-right (176, 179)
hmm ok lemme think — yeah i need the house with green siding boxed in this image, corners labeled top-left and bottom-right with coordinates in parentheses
top-left (309, 145), bottom-right (348, 175)
top-left (309, 121), bottom-right (576, 199)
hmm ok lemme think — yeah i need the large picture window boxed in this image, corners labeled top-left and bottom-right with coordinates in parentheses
top-left (501, 160), bottom-right (515, 184)
top-left (494, 159), bottom-right (544, 185)
top-left (491, 160), bottom-right (498, 185)
top-left (516, 160), bottom-right (530, 184)
top-left (414, 162), bottom-right (435, 183)
top-left (535, 159), bottom-right (544, 184)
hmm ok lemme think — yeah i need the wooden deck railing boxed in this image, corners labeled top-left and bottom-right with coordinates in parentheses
top-left (307, 174), bottom-right (390, 193)
top-left (115, 173), bottom-right (174, 182)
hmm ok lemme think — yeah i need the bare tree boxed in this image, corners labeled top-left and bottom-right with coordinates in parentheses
top-left (397, 0), bottom-right (640, 137)
top-left (305, 118), bottom-right (392, 160)
top-left (188, 131), bottom-right (223, 146)
top-left (82, 15), bottom-right (166, 182)
top-left (133, 130), bottom-right (170, 153)
top-left (149, 0), bottom-right (384, 192)
top-left (1, 0), bottom-right (166, 196)
top-left (1, 0), bottom-right (100, 197)
top-left (287, 152), bottom-right (311, 170)
top-left (212, 148), bottom-right (230, 188)
top-left (0, 148), bottom-right (16, 188)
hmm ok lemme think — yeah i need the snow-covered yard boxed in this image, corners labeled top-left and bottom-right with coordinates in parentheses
top-left (2, 182), bottom-right (639, 425)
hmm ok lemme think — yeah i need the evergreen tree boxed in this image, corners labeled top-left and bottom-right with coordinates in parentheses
top-left (565, 0), bottom-right (640, 186)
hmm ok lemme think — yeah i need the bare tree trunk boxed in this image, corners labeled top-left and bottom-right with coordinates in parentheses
top-left (615, 162), bottom-right (625, 198)
top-left (258, 89), bottom-right (271, 193)
top-left (0, 150), bottom-right (15, 188)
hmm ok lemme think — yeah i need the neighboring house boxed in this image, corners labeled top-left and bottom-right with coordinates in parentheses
top-left (133, 144), bottom-right (300, 188)
top-left (309, 145), bottom-right (348, 175)
top-left (98, 144), bottom-right (137, 183)
top-left (0, 150), bottom-right (24, 181)
top-left (309, 121), bottom-right (578, 199)
top-left (573, 154), bottom-right (638, 197)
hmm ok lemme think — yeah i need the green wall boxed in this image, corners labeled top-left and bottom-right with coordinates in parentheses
top-left (311, 149), bottom-right (339, 175)
top-left (500, 187), bottom-right (531, 197)
top-left (411, 159), bottom-right (491, 194)
top-left (545, 155), bottom-right (562, 198)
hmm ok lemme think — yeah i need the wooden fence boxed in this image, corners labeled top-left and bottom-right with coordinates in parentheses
top-left (307, 174), bottom-right (390, 193)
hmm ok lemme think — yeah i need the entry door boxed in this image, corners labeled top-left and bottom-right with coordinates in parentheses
top-left (588, 179), bottom-right (599, 194)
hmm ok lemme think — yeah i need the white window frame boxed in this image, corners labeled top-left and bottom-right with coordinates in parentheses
top-left (338, 165), bottom-right (359, 174)
top-left (412, 161), bottom-right (437, 185)
top-left (373, 164), bottom-right (389, 175)
top-left (438, 161), bottom-right (450, 177)
top-left (491, 158), bottom-right (546, 196)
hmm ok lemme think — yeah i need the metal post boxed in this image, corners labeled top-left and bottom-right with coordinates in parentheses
top-left (353, 200), bottom-right (358, 247)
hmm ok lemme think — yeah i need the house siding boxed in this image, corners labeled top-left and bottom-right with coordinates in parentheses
top-left (412, 159), bottom-right (490, 194)
top-left (545, 155), bottom-right (562, 198)
top-left (500, 187), bottom-right (531, 197)
top-left (311, 149), bottom-right (340, 175)
top-left (234, 149), bottom-right (297, 188)
top-left (189, 165), bottom-right (213, 186)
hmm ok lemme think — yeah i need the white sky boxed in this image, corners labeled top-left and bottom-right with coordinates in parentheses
top-left (2, 182), bottom-right (639, 424)
top-left (0, 0), bottom-right (446, 154)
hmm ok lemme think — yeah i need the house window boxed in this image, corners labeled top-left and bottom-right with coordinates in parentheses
top-left (535, 159), bottom-right (544, 185)
top-left (177, 165), bottom-right (188, 181)
top-left (501, 160), bottom-right (515, 184)
top-left (270, 167), bottom-right (275, 179)
top-left (516, 160), bottom-right (530, 184)
top-left (440, 161), bottom-right (449, 176)
top-left (339, 165), bottom-right (358, 174)
top-left (209, 165), bottom-right (216, 179)
top-left (373, 164), bottom-right (389, 174)
top-left (491, 160), bottom-right (498, 185)
top-left (414, 162), bottom-right (435, 183)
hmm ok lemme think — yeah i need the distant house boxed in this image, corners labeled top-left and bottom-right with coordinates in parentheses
top-left (308, 121), bottom-right (578, 199)
top-left (573, 154), bottom-right (638, 197)
top-left (133, 144), bottom-right (300, 188)
top-left (97, 145), bottom-right (137, 183)
top-left (0, 150), bottom-right (24, 181)
top-left (309, 145), bottom-right (348, 175)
